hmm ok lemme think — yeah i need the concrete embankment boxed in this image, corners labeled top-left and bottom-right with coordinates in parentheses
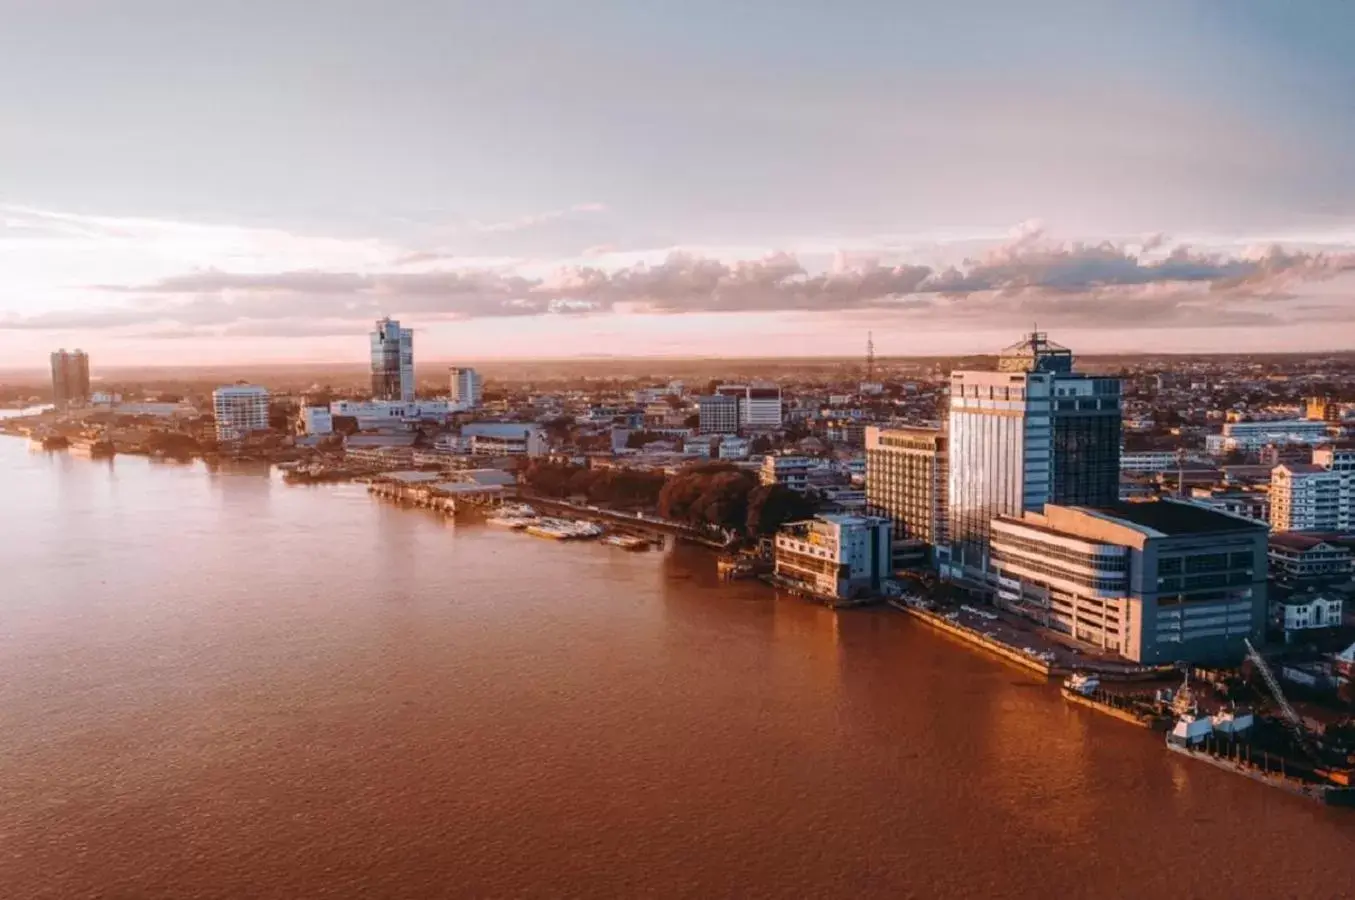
top-left (1060, 687), bottom-right (1171, 730)
top-left (889, 601), bottom-right (1064, 677)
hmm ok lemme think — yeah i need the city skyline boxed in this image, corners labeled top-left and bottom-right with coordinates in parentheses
top-left (3, 1), bottom-right (1355, 365)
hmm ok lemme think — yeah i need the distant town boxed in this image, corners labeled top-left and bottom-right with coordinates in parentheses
top-left (5, 324), bottom-right (1355, 805)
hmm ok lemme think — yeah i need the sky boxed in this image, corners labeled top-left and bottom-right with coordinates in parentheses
top-left (2, 0), bottom-right (1355, 367)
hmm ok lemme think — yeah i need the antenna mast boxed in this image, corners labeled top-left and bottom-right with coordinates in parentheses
top-left (866, 331), bottom-right (876, 382)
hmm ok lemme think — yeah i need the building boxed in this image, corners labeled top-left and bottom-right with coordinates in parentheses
top-left (714, 383), bottom-right (783, 431)
top-left (1121, 451), bottom-right (1194, 473)
top-left (300, 406), bottom-right (333, 436)
top-left (717, 436), bottom-right (751, 459)
top-left (1268, 533), bottom-right (1353, 583)
top-left (773, 514), bottom-right (893, 599)
top-left (1270, 461), bottom-right (1344, 533)
top-left (330, 399), bottom-right (451, 430)
top-left (946, 332), bottom-right (1121, 577)
top-left (1206, 419), bottom-right (1332, 456)
top-left (865, 426), bottom-right (947, 566)
top-left (698, 394), bottom-right (740, 435)
top-left (461, 422), bottom-right (546, 457)
top-left (990, 500), bottom-right (1268, 664)
top-left (1186, 488), bottom-right (1270, 524)
top-left (1276, 592), bottom-right (1344, 637)
top-left (50, 349), bottom-right (91, 408)
top-left (449, 367), bottom-right (483, 408)
top-left (212, 384), bottom-right (270, 441)
top-left (370, 317), bottom-right (414, 401)
top-left (761, 455), bottom-right (817, 491)
top-left (1306, 396), bottom-right (1340, 422)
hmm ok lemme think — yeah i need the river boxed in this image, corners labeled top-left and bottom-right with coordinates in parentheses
top-left (1, 433), bottom-right (1352, 899)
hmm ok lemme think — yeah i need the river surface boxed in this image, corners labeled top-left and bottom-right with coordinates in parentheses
top-left (1, 431), bottom-right (1353, 899)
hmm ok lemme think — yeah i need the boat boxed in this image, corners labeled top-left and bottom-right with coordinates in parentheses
top-left (601, 534), bottom-right (648, 550)
top-left (486, 515), bottom-right (534, 530)
top-left (496, 503), bottom-right (538, 518)
top-left (525, 517), bottom-right (604, 540)
top-left (1063, 673), bottom-right (1100, 697)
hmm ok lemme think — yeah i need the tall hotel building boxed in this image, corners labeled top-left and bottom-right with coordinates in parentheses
top-left (371, 318), bottom-right (415, 402)
top-left (865, 425), bottom-right (947, 567)
top-left (50, 349), bottom-right (91, 408)
top-left (945, 332), bottom-right (1121, 579)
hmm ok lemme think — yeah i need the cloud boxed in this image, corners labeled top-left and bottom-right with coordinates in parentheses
top-left (6, 227), bottom-right (1355, 335)
top-left (472, 202), bottom-right (609, 234)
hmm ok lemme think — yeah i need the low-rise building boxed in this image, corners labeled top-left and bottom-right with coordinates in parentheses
top-left (773, 514), bottom-right (893, 599)
top-left (330, 399), bottom-right (451, 430)
top-left (462, 422), bottom-right (546, 457)
top-left (991, 500), bottom-right (1267, 664)
top-left (760, 454), bottom-right (817, 491)
top-left (1276, 592), bottom-right (1344, 637)
top-left (1268, 533), bottom-right (1354, 582)
top-left (299, 406), bottom-right (333, 435)
top-left (717, 436), bottom-right (751, 459)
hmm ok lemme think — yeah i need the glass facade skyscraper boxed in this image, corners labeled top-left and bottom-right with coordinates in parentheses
top-left (50, 349), bottom-right (91, 408)
top-left (944, 333), bottom-right (1121, 579)
top-left (370, 318), bottom-right (414, 402)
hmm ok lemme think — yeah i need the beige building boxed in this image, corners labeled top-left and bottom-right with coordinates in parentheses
top-left (864, 426), bottom-right (947, 566)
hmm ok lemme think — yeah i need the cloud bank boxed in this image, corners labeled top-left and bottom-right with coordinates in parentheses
top-left (4, 225), bottom-right (1354, 337)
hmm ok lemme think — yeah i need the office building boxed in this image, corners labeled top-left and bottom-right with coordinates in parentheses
top-left (865, 426), bottom-right (947, 566)
top-left (212, 384), bottom-right (270, 441)
top-left (370, 317), bottom-right (414, 401)
top-left (698, 394), bottom-right (740, 434)
top-left (774, 514), bottom-right (893, 600)
top-left (715, 383), bottom-right (783, 430)
top-left (945, 332), bottom-right (1121, 577)
top-left (991, 500), bottom-right (1267, 664)
top-left (449, 367), bottom-right (483, 408)
top-left (50, 349), bottom-right (91, 408)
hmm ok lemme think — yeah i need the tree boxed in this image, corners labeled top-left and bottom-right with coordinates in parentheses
top-left (684, 413), bottom-right (700, 429)
top-left (331, 415), bottom-right (360, 437)
top-left (749, 435), bottom-right (773, 455)
top-left (746, 483), bottom-right (819, 536)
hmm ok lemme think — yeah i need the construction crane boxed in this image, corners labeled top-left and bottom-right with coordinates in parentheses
top-left (1243, 638), bottom-right (1318, 763)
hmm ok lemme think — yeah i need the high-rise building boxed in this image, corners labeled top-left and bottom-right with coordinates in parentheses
top-left (50, 349), bottom-right (91, 408)
top-left (370, 318), bottom-right (414, 401)
top-left (212, 384), bottom-right (270, 441)
top-left (990, 500), bottom-right (1267, 664)
top-left (1270, 446), bottom-right (1355, 532)
top-left (865, 426), bottom-right (947, 565)
top-left (945, 332), bottom-right (1121, 578)
top-left (449, 367), bottom-right (483, 408)
top-left (698, 394), bottom-right (740, 434)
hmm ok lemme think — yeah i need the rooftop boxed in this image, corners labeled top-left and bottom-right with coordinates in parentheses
top-left (1074, 499), bottom-right (1265, 537)
top-left (1269, 532), bottom-right (1351, 552)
